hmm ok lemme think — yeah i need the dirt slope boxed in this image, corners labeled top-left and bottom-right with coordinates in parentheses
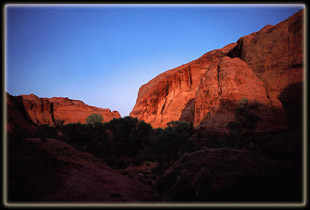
top-left (8, 138), bottom-right (157, 202)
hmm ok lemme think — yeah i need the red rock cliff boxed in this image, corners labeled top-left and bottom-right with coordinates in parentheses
top-left (130, 10), bottom-right (304, 135)
top-left (7, 93), bottom-right (121, 129)
top-left (6, 93), bottom-right (38, 135)
top-left (47, 96), bottom-right (121, 124)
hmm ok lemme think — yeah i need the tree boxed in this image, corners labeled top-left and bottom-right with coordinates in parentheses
top-left (54, 119), bottom-right (65, 129)
top-left (86, 113), bottom-right (103, 125)
top-left (152, 121), bottom-right (194, 167)
top-left (227, 98), bottom-right (262, 148)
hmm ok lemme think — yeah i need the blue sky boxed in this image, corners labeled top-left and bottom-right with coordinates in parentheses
top-left (5, 4), bottom-right (304, 117)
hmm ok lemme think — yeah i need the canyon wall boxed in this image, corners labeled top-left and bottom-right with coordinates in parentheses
top-left (130, 10), bottom-right (304, 135)
top-left (7, 93), bottom-right (121, 133)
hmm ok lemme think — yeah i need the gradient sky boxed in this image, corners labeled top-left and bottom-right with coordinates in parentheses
top-left (5, 4), bottom-right (304, 117)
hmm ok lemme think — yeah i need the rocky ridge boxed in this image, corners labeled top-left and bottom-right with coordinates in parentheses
top-left (7, 93), bottom-right (121, 133)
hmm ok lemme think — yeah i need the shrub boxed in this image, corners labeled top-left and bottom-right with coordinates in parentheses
top-left (85, 113), bottom-right (103, 125)
top-left (8, 127), bottom-right (27, 143)
top-left (227, 98), bottom-right (262, 148)
top-left (54, 120), bottom-right (65, 129)
top-left (152, 121), bottom-right (195, 167)
top-left (38, 124), bottom-right (58, 140)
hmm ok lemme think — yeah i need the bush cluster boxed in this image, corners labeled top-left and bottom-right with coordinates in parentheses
top-left (58, 116), bottom-right (194, 170)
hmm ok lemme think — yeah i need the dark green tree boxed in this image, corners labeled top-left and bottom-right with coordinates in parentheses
top-left (86, 113), bottom-right (103, 126)
top-left (152, 121), bottom-right (194, 168)
top-left (227, 98), bottom-right (262, 148)
top-left (54, 119), bottom-right (65, 129)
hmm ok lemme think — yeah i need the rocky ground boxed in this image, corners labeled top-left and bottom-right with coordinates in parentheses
top-left (8, 138), bottom-right (158, 202)
top-left (7, 134), bottom-right (302, 204)
top-left (157, 148), bottom-right (302, 202)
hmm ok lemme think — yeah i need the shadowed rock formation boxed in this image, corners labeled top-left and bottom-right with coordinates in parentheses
top-left (157, 148), bottom-right (301, 202)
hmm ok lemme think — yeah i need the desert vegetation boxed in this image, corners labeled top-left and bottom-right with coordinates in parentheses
top-left (56, 116), bottom-right (195, 173)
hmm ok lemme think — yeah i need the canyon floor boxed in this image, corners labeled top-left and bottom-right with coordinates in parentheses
top-left (8, 138), bottom-right (158, 203)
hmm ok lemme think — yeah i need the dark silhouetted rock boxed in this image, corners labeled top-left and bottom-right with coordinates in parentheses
top-left (158, 148), bottom-right (301, 202)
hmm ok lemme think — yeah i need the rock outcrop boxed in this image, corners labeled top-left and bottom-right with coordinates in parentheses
top-left (130, 9), bottom-right (304, 135)
top-left (19, 94), bottom-right (55, 126)
top-left (46, 96), bottom-right (121, 125)
top-left (7, 93), bottom-right (121, 131)
top-left (228, 10), bottom-right (303, 111)
top-left (157, 148), bottom-right (301, 201)
top-left (6, 93), bottom-right (38, 135)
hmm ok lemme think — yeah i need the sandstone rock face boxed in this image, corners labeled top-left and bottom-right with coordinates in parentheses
top-left (6, 93), bottom-right (38, 135)
top-left (19, 94), bottom-right (54, 125)
top-left (130, 9), bottom-right (304, 135)
top-left (130, 46), bottom-right (235, 128)
top-left (228, 10), bottom-right (304, 108)
top-left (47, 97), bottom-right (121, 125)
top-left (8, 93), bottom-right (121, 128)
top-left (194, 56), bottom-right (286, 135)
